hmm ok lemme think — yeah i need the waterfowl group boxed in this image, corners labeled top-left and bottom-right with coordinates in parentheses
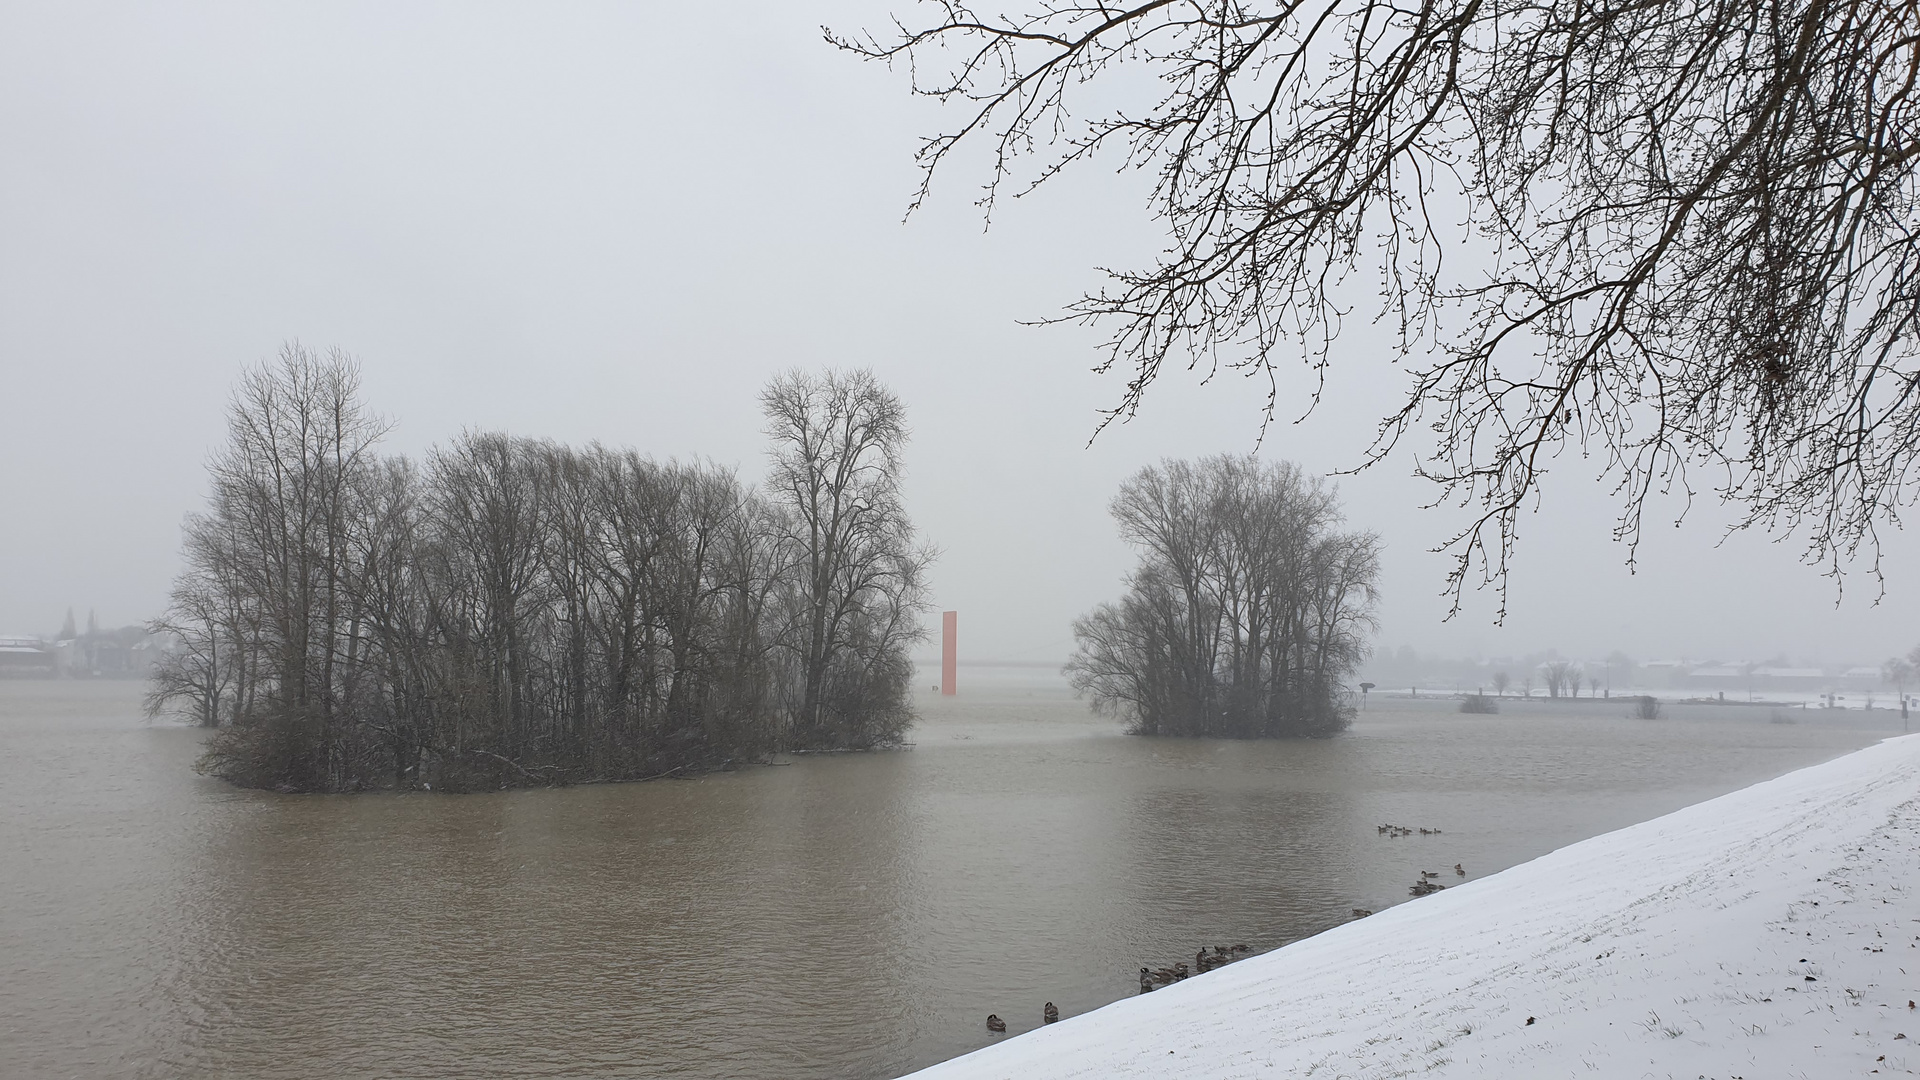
top-left (986, 1003), bottom-right (1062, 1032)
top-left (1194, 944), bottom-right (1252, 973)
top-left (1409, 858), bottom-right (1467, 893)
top-left (1138, 961), bottom-right (1189, 991)
top-left (1138, 943), bottom-right (1253, 992)
top-left (1375, 823), bottom-right (1446, 837)
top-left (1369, 823), bottom-right (1467, 900)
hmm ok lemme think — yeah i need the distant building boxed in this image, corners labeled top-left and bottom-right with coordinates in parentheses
top-left (0, 636), bottom-right (55, 676)
top-left (1750, 667), bottom-right (1826, 689)
top-left (1841, 666), bottom-right (1886, 691)
top-left (1681, 664), bottom-right (1837, 696)
top-left (1, 625), bottom-right (167, 678)
top-left (1684, 665), bottom-right (1748, 688)
top-left (1673, 664), bottom-right (1886, 697)
top-left (1640, 660), bottom-right (1689, 689)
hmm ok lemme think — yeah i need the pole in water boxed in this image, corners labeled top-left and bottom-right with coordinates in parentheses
top-left (941, 611), bottom-right (957, 696)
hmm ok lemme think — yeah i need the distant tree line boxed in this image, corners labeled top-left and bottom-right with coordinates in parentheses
top-left (147, 347), bottom-right (930, 792)
top-left (1067, 456), bottom-right (1379, 737)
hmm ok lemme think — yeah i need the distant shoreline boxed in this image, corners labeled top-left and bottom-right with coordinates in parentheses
top-left (913, 659), bottom-right (1068, 670)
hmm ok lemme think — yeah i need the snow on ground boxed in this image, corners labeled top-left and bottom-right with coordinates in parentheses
top-left (905, 735), bottom-right (1920, 1079)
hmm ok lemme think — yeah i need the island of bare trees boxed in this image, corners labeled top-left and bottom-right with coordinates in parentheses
top-left (1067, 456), bottom-right (1379, 738)
top-left (147, 347), bottom-right (930, 792)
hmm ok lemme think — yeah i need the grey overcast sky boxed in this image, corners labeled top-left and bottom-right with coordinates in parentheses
top-left (2, 1), bottom-right (1914, 664)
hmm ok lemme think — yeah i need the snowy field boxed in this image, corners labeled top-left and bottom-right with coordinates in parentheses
top-left (902, 734), bottom-right (1920, 1079)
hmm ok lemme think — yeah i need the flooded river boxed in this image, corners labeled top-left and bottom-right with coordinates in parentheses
top-left (0, 671), bottom-right (1902, 1078)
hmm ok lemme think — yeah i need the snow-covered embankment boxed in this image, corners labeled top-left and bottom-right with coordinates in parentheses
top-left (905, 735), bottom-right (1920, 1079)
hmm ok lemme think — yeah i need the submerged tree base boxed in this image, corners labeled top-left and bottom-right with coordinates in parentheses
top-left (197, 721), bottom-right (913, 794)
top-left (1122, 707), bottom-right (1353, 740)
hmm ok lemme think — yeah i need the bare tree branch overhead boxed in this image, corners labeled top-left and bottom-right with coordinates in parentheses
top-left (830, 0), bottom-right (1920, 616)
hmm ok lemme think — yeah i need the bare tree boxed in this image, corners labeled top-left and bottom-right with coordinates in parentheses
top-left (1490, 671), bottom-right (1510, 698)
top-left (835, 1), bottom-right (1920, 611)
top-left (1069, 455), bottom-right (1379, 736)
top-left (186, 345), bottom-right (387, 790)
top-left (1884, 656), bottom-right (1914, 699)
top-left (761, 369), bottom-right (932, 749)
top-left (337, 454), bottom-right (435, 784)
top-left (427, 432), bottom-right (550, 763)
top-left (145, 517), bottom-right (242, 728)
top-left (1542, 660), bottom-right (1578, 699)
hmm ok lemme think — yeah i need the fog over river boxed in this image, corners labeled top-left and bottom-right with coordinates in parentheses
top-left (2, 671), bottom-right (1903, 1079)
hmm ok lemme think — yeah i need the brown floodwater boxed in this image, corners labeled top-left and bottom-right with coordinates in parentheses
top-left (0, 672), bottom-right (1903, 1079)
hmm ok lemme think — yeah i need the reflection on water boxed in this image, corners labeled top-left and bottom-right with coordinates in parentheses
top-left (0, 675), bottom-right (1900, 1078)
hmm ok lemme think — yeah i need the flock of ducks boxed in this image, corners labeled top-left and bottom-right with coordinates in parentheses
top-left (1377, 823), bottom-right (1444, 837)
top-left (1406, 862), bottom-right (1467, 897)
top-left (1374, 824), bottom-right (1466, 897)
top-left (985, 943), bottom-right (1255, 1034)
top-left (985, 828), bottom-right (1467, 1035)
top-left (985, 1003), bottom-right (1059, 1033)
top-left (1137, 944), bottom-right (1252, 994)
top-left (1355, 861), bottom-right (1467, 910)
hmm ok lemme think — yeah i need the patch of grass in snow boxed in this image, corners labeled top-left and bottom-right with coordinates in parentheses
top-left (1641, 1011), bottom-right (1688, 1038)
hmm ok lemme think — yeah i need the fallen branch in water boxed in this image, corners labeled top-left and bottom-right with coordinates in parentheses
top-left (460, 747), bottom-right (564, 785)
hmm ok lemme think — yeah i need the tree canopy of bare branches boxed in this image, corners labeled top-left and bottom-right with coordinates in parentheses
top-left (833, 0), bottom-right (1920, 612)
top-left (1067, 455), bottom-right (1379, 736)
top-left (150, 351), bottom-right (930, 792)
top-left (762, 369), bottom-right (932, 749)
top-left (1541, 659), bottom-right (1580, 698)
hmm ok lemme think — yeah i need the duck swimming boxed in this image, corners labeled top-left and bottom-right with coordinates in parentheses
top-left (1043, 1002), bottom-right (1059, 1024)
top-left (986, 1014), bottom-right (1006, 1033)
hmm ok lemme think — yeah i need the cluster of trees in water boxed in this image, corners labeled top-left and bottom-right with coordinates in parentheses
top-left (148, 347), bottom-right (930, 792)
top-left (1067, 456), bottom-right (1379, 737)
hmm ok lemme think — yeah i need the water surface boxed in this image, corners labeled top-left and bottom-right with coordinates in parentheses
top-left (0, 673), bottom-right (1900, 1078)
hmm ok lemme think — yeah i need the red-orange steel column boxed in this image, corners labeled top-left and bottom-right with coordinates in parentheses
top-left (941, 611), bottom-right (957, 696)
